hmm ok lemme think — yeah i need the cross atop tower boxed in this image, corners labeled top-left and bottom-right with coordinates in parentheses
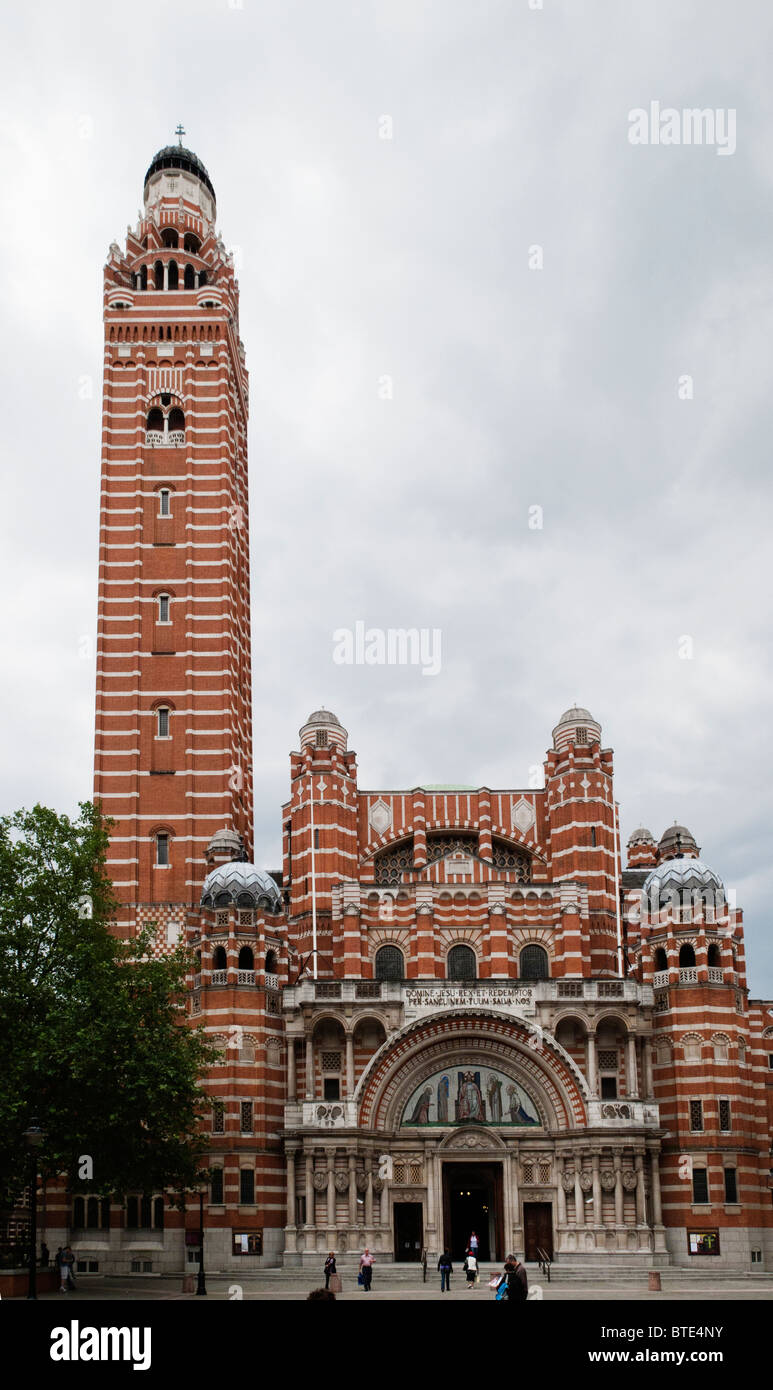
top-left (175, 122), bottom-right (185, 146)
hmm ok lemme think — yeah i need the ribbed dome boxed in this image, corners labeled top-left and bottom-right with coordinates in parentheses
top-left (306, 709), bottom-right (341, 726)
top-left (144, 145), bottom-right (216, 203)
top-left (628, 826), bottom-right (655, 846)
top-left (201, 862), bottom-right (282, 911)
top-left (643, 856), bottom-right (724, 906)
top-left (658, 823), bottom-right (700, 860)
top-left (552, 704), bottom-right (601, 752)
top-left (557, 705), bottom-right (595, 726)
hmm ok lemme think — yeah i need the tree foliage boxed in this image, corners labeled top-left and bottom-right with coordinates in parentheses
top-left (0, 802), bottom-right (215, 1208)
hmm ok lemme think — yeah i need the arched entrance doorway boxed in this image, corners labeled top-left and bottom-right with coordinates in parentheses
top-left (442, 1161), bottom-right (504, 1261)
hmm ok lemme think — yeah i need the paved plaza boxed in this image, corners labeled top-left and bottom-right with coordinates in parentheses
top-left (16, 1268), bottom-right (773, 1301)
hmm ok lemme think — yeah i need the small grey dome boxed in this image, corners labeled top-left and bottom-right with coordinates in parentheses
top-left (643, 856), bottom-right (724, 907)
top-left (658, 823), bottom-right (700, 859)
top-left (144, 145), bottom-right (215, 203)
top-left (557, 705), bottom-right (595, 726)
top-left (306, 709), bottom-right (341, 726)
top-left (628, 826), bottom-right (655, 846)
top-left (206, 827), bottom-right (243, 857)
top-left (201, 862), bottom-right (282, 912)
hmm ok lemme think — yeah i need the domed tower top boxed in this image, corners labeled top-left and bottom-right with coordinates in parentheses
top-left (551, 704), bottom-right (602, 752)
top-left (627, 826), bottom-right (657, 868)
top-left (143, 129), bottom-right (216, 221)
top-left (299, 708), bottom-right (348, 753)
top-left (658, 823), bottom-right (700, 861)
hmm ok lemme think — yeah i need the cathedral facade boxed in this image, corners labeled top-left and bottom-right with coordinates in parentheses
top-left (56, 143), bottom-right (773, 1279)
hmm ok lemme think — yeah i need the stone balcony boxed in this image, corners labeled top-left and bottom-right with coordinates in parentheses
top-left (282, 977), bottom-right (650, 1011)
top-left (586, 1099), bottom-right (660, 1128)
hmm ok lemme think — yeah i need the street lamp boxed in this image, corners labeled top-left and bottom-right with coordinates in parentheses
top-left (23, 1118), bottom-right (45, 1301)
top-left (196, 1189), bottom-right (207, 1295)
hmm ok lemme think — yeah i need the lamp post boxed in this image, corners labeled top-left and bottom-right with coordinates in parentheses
top-left (23, 1118), bottom-right (45, 1301)
top-left (196, 1189), bottom-right (207, 1295)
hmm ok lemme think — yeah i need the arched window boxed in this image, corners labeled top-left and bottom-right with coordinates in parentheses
top-left (238, 946), bottom-right (254, 970)
top-left (213, 945), bottom-right (227, 970)
top-left (168, 406), bottom-right (185, 436)
top-left (72, 1196), bottom-right (85, 1228)
top-left (210, 1168), bottom-right (224, 1205)
top-left (375, 944), bottom-right (404, 981)
top-left (520, 944), bottom-right (549, 980)
top-left (240, 1169), bottom-right (255, 1204)
top-left (654, 947), bottom-right (668, 971)
top-left (159, 488), bottom-right (171, 516)
top-left (679, 943), bottom-right (696, 967)
top-left (154, 260), bottom-right (164, 290)
top-left (447, 944), bottom-right (476, 981)
top-left (87, 1196), bottom-right (99, 1228)
top-left (183, 232), bottom-right (201, 254)
top-left (161, 228), bottom-right (179, 249)
top-left (153, 1196), bottom-right (164, 1229)
top-left (146, 407), bottom-right (163, 433)
top-left (184, 263), bottom-right (195, 289)
top-left (139, 264), bottom-right (148, 290)
top-left (156, 707), bottom-right (170, 738)
top-left (199, 269), bottom-right (208, 287)
top-left (707, 943), bottom-right (721, 967)
top-left (157, 594), bottom-right (170, 623)
top-left (265, 949), bottom-right (278, 974)
top-left (167, 261), bottom-right (179, 291)
top-left (156, 832), bottom-right (169, 866)
top-left (140, 1194), bottom-right (152, 1228)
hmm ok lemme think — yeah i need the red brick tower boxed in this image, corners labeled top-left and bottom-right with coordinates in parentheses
top-left (93, 137), bottom-right (252, 946)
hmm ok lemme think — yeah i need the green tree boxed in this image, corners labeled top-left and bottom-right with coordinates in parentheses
top-left (0, 802), bottom-right (216, 1209)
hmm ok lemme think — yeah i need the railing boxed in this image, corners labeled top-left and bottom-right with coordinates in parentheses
top-left (211, 969), bottom-right (227, 985)
top-left (193, 972), bottom-right (202, 990)
top-left (536, 1246), bottom-right (552, 1281)
top-left (299, 1100), bottom-right (358, 1128)
top-left (315, 982), bottom-right (342, 999)
top-left (679, 967), bottom-right (698, 984)
top-left (237, 970), bottom-right (255, 985)
top-left (145, 430), bottom-right (185, 448)
top-left (707, 967), bottom-right (724, 984)
top-left (586, 1099), bottom-right (660, 1127)
top-left (355, 982), bottom-right (381, 998)
top-left (264, 973), bottom-right (278, 990)
top-left (653, 970), bottom-right (669, 988)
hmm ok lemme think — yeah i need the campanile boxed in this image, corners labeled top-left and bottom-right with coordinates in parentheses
top-left (93, 136), bottom-right (253, 944)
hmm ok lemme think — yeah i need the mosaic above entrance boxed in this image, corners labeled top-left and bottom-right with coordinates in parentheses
top-left (401, 1066), bottom-right (539, 1127)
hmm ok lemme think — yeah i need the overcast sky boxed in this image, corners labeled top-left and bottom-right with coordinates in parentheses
top-left (1, 0), bottom-right (772, 994)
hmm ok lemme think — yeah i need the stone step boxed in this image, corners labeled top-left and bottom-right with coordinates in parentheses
top-left (185, 1262), bottom-right (773, 1285)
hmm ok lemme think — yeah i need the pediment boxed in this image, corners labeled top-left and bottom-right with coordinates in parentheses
top-left (440, 1126), bottom-right (507, 1153)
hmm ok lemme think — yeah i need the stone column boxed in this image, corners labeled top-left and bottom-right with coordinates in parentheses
top-left (346, 1032), bottom-right (355, 1097)
top-left (348, 1152), bottom-right (357, 1229)
top-left (305, 1152), bottom-right (314, 1229)
top-left (364, 1156), bottom-right (373, 1227)
top-left (586, 1032), bottom-right (598, 1097)
top-left (326, 1152), bottom-right (336, 1230)
top-left (287, 1040), bottom-right (296, 1102)
top-left (650, 1150), bottom-right (663, 1226)
top-left (163, 262), bottom-right (169, 291)
top-left (591, 1152), bottom-right (602, 1230)
top-left (556, 1154), bottom-right (567, 1228)
top-left (574, 1156), bottom-right (585, 1228)
top-left (626, 1035), bottom-right (639, 1098)
top-left (425, 1147), bottom-right (435, 1233)
top-left (379, 1179), bottom-right (388, 1229)
top-left (635, 1154), bottom-right (646, 1225)
top-left (613, 1152), bottom-right (624, 1227)
top-left (305, 1034), bottom-right (314, 1101)
top-left (642, 1038), bottom-right (653, 1098)
top-left (285, 1147), bottom-right (298, 1253)
top-left (509, 1150), bottom-right (521, 1254)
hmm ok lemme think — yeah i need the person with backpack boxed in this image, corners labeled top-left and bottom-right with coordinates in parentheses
top-left (463, 1248), bottom-right (478, 1289)
top-left (324, 1252), bottom-right (337, 1290)
top-left (495, 1253), bottom-right (528, 1302)
top-left (437, 1248), bottom-right (453, 1293)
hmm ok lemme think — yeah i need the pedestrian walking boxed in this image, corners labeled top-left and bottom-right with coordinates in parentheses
top-left (40, 1240), bottom-right (49, 1269)
top-left (63, 1245), bottom-right (77, 1290)
top-left (437, 1248), bottom-right (453, 1293)
top-left (359, 1247), bottom-right (374, 1291)
top-left (495, 1253), bottom-right (528, 1302)
top-left (324, 1252), bottom-right (337, 1290)
top-left (469, 1230), bottom-right (479, 1260)
top-left (57, 1247), bottom-right (69, 1293)
top-left (463, 1249), bottom-right (478, 1289)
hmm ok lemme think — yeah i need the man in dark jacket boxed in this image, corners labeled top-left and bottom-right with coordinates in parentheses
top-left (438, 1249), bottom-right (453, 1293)
top-left (506, 1254), bottom-right (528, 1301)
